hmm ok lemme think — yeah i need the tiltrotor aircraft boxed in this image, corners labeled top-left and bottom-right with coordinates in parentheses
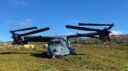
top-left (10, 23), bottom-right (114, 58)
top-left (10, 26), bottom-right (75, 58)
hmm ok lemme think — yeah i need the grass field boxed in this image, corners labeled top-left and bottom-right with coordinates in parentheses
top-left (0, 44), bottom-right (127, 71)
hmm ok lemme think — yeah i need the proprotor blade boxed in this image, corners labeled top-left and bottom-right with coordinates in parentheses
top-left (10, 26), bottom-right (37, 32)
top-left (66, 25), bottom-right (101, 31)
top-left (107, 24), bottom-right (114, 30)
top-left (79, 23), bottom-right (112, 26)
top-left (20, 27), bottom-right (50, 36)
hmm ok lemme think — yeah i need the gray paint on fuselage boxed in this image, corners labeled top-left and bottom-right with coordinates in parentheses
top-left (47, 37), bottom-right (75, 57)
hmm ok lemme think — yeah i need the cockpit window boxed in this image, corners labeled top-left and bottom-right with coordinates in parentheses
top-left (55, 41), bottom-right (60, 44)
top-left (55, 41), bottom-right (61, 46)
top-left (49, 41), bottom-right (61, 46)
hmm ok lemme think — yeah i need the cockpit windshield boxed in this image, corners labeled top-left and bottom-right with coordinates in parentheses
top-left (49, 40), bottom-right (61, 46)
top-left (55, 41), bottom-right (61, 46)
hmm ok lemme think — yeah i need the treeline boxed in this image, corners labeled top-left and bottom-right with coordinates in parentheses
top-left (111, 35), bottom-right (128, 45)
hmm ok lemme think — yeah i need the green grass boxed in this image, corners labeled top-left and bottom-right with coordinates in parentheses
top-left (0, 44), bottom-right (127, 71)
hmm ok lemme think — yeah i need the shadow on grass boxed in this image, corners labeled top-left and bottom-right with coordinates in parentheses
top-left (0, 51), bottom-right (50, 58)
top-left (32, 52), bottom-right (87, 58)
top-left (71, 53), bottom-right (86, 56)
top-left (0, 51), bottom-right (86, 59)
top-left (31, 52), bottom-right (50, 58)
top-left (0, 52), bottom-right (31, 54)
top-left (31, 52), bottom-right (87, 59)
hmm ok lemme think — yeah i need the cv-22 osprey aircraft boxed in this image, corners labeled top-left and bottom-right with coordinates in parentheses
top-left (10, 23), bottom-right (114, 58)
top-left (10, 26), bottom-right (76, 58)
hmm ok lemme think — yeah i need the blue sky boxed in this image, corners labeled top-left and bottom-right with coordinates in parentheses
top-left (0, 0), bottom-right (128, 41)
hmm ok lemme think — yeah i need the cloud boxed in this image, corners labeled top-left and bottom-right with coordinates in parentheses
top-left (110, 30), bottom-right (124, 35)
top-left (9, 0), bottom-right (27, 6)
top-left (17, 21), bottom-right (32, 26)
top-left (65, 32), bottom-right (74, 35)
top-left (6, 18), bottom-right (35, 26)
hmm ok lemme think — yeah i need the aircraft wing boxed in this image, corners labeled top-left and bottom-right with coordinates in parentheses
top-left (24, 36), bottom-right (53, 42)
top-left (12, 36), bottom-right (53, 45)
top-left (67, 32), bottom-right (100, 39)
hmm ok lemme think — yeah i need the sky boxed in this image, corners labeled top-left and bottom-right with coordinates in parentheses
top-left (0, 0), bottom-right (128, 41)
